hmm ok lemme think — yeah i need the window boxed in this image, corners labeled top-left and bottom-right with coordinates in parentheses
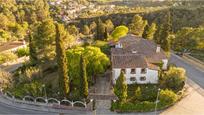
top-left (121, 69), bottom-right (126, 74)
top-left (131, 69), bottom-right (136, 74)
top-left (130, 77), bottom-right (136, 81)
top-left (141, 68), bottom-right (147, 74)
top-left (140, 76), bottom-right (146, 81)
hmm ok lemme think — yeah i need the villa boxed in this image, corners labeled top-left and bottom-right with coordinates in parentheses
top-left (111, 34), bottom-right (168, 84)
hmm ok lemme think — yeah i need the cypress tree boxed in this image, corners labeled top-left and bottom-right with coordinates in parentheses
top-left (55, 23), bottom-right (69, 97)
top-left (104, 27), bottom-right (109, 40)
top-left (96, 18), bottom-right (105, 40)
top-left (153, 24), bottom-right (162, 44)
top-left (114, 71), bottom-right (127, 103)
top-left (142, 23), bottom-right (157, 40)
top-left (28, 33), bottom-right (38, 64)
top-left (160, 11), bottom-right (171, 52)
top-left (80, 55), bottom-right (88, 98)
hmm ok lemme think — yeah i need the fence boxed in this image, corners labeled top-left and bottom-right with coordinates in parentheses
top-left (0, 89), bottom-right (91, 111)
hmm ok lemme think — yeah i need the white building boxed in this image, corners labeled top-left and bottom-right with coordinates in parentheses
top-left (111, 34), bottom-right (168, 84)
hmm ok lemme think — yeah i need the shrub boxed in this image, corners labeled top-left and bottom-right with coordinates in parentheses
top-left (12, 81), bottom-right (43, 97)
top-left (111, 101), bottom-right (155, 112)
top-left (0, 69), bottom-right (13, 89)
top-left (0, 52), bottom-right (18, 64)
top-left (16, 47), bottom-right (29, 57)
top-left (159, 89), bottom-right (178, 106)
top-left (134, 87), bottom-right (142, 100)
top-left (129, 84), bottom-right (158, 102)
top-left (13, 66), bottom-right (40, 84)
top-left (160, 67), bottom-right (186, 92)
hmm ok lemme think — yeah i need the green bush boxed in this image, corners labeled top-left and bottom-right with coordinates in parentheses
top-left (0, 52), bottom-right (18, 64)
top-left (11, 81), bottom-right (43, 97)
top-left (0, 69), bottom-right (13, 89)
top-left (13, 66), bottom-right (39, 84)
top-left (111, 101), bottom-right (155, 112)
top-left (160, 67), bottom-right (186, 92)
top-left (16, 47), bottom-right (29, 57)
top-left (159, 89), bottom-right (178, 106)
top-left (112, 89), bottom-right (178, 112)
top-left (128, 84), bottom-right (158, 102)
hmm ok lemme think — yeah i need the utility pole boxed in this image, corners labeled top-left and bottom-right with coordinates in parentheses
top-left (155, 88), bottom-right (160, 115)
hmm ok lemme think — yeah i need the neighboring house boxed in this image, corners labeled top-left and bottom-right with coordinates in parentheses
top-left (0, 41), bottom-right (26, 53)
top-left (111, 34), bottom-right (168, 84)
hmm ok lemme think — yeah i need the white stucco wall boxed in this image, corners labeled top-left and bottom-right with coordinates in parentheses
top-left (112, 68), bottom-right (158, 84)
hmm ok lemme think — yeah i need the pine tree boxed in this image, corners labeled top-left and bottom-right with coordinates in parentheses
top-left (80, 55), bottom-right (88, 98)
top-left (105, 19), bottom-right (114, 33)
top-left (142, 23), bottom-right (157, 40)
top-left (114, 71), bottom-right (127, 103)
top-left (55, 23), bottom-right (69, 97)
top-left (129, 14), bottom-right (147, 36)
top-left (28, 33), bottom-right (38, 64)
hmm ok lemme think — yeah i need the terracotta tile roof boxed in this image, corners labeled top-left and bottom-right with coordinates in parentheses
top-left (112, 54), bottom-right (148, 68)
top-left (111, 34), bottom-right (167, 70)
top-left (0, 41), bottom-right (25, 52)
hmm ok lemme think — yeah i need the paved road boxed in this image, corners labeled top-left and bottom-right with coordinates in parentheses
top-left (0, 101), bottom-right (53, 114)
top-left (170, 54), bottom-right (204, 88)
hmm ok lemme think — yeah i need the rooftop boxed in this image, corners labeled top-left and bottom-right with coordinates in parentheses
top-left (111, 34), bottom-right (167, 70)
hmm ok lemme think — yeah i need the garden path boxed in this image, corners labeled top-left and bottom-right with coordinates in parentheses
top-left (94, 70), bottom-right (114, 114)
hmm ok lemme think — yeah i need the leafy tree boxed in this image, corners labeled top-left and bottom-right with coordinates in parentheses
top-left (55, 23), bottom-right (69, 97)
top-left (173, 27), bottom-right (204, 52)
top-left (111, 26), bottom-right (129, 41)
top-left (160, 67), bottom-right (186, 92)
top-left (67, 46), bottom-right (110, 85)
top-left (114, 71), bottom-right (127, 103)
top-left (80, 55), bottom-right (88, 98)
top-left (34, 0), bottom-right (50, 21)
top-left (129, 15), bottom-right (147, 36)
top-left (82, 25), bottom-right (90, 35)
top-left (142, 23), bottom-right (157, 40)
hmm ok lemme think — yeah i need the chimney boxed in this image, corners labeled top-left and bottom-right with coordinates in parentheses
top-left (132, 49), bottom-right (137, 54)
top-left (156, 45), bottom-right (160, 53)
